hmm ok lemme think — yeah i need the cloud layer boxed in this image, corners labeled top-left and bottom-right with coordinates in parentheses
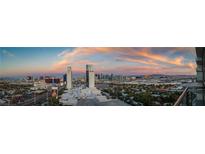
top-left (52, 47), bottom-right (196, 75)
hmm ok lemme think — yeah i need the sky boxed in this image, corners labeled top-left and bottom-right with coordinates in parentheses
top-left (0, 47), bottom-right (197, 77)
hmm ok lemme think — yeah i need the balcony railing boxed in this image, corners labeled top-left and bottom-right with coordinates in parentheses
top-left (174, 88), bottom-right (190, 106)
top-left (174, 87), bottom-right (205, 106)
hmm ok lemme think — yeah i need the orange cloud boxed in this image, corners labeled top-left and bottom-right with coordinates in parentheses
top-left (105, 64), bottom-right (196, 75)
top-left (116, 57), bottom-right (159, 66)
top-left (133, 48), bottom-right (185, 66)
top-left (52, 47), bottom-right (196, 75)
top-left (52, 58), bottom-right (100, 74)
top-left (52, 60), bottom-right (69, 72)
top-left (52, 47), bottom-right (112, 73)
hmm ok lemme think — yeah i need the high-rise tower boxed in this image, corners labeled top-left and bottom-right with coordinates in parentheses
top-left (196, 47), bottom-right (205, 87)
top-left (66, 65), bottom-right (72, 89)
top-left (86, 64), bottom-right (95, 88)
top-left (195, 47), bottom-right (205, 104)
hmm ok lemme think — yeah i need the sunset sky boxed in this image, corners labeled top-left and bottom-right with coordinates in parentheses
top-left (0, 47), bottom-right (197, 77)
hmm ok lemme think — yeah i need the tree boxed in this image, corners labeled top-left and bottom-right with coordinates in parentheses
top-left (48, 97), bottom-right (60, 106)
top-left (139, 92), bottom-right (153, 106)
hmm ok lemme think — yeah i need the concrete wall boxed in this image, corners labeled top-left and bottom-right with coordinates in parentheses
top-left (86, 64), bottom-right (95, 88)
top-left (67, 66), bottom-right (72, 89)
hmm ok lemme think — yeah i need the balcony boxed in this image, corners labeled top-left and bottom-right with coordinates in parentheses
top-left (174, 87), bottom-right (205, 106)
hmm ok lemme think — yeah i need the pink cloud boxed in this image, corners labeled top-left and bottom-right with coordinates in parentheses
top-left (51, 47), bottom-right (196, 75)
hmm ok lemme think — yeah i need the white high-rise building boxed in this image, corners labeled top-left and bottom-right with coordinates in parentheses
top-left (67, 65), bottom-right (72, 89)
top-left (86, 64), bottom-right (95, 88)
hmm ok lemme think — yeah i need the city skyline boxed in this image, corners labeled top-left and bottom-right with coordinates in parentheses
top-left (0, 47), bottom-right (196, 77)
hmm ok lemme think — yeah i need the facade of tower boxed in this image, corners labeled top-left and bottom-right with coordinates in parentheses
top-left (66, 65), bottom-right (72, 89)
top-left (195, 47), bottom-right (205, 104)
top-left (196, 47), bottom-right (205, 87)
top-left (86, 64), bottom-right (95, 88)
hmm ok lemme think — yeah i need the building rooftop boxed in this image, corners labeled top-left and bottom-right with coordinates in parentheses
top-left (59, 87), bottom-right (129, 106)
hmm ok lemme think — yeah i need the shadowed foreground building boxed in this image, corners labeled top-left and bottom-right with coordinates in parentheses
top-left (175, 47), bottom-right (205, 105)
top-left (195, 47), bottom-right (205, 104)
